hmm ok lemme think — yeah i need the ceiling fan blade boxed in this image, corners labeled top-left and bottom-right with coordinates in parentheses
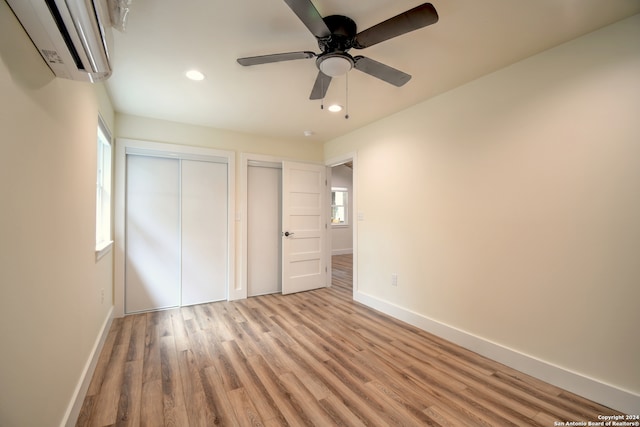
top-left (353, 56), bottom-right (411, 87)
top-left (237, 51), bottom-right (316, 66)
top-left (309, 71), bottom-right (332, 100)
top-left (354, 3), bottom-right (438, 49)
top-left (283, 0), bottom-right (331, 38)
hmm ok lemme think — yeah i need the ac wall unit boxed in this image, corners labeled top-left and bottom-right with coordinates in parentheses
top-left (7, 0), bottom-right (113, 82)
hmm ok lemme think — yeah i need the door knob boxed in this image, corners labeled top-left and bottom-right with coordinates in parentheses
top-left (283, 231), bottom-right (294, 237)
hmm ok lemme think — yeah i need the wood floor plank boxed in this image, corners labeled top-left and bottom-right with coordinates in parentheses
top-left (280, 343), bottom-right (382, 426)
top-left (206, 332), bottom-right (242, 392)
top-left (227, 387), bottom-right (263, 427)
top-left (142, 312), bottom-right (162, 384)
top-left (365, 379), bottom-right (442, 426)
top-left (262, 332), bottom-right (331, 400)
top-left (350, 349), bottom-right (439, 411)
top-left (221, 340), bottom-right (287, 424)
top-left (126, 315), bottom-right (146, 362)
top-left (78, 255), bottom-right (623, 426)
top-left (278, 371), bottom-right (338, 426)
top-left (202, 366), bottom-right (240, 427)
top-left (424, 404), bottom-right (480, 427)
top-left (459, 387), bottom-right (546, 427)
top-left (89, 343), bottom-right (128, 426)
top-left (169, 308), bottom-right (190, 352)
top-left (405, 364), bottom-right (520, 427)
top-left (115, 360), bottom-right (143, 426)
top-left (139, 378), bottom-right (163, 427)
top-left (177, 349), bottom-right (217, 426)
top-left (317, 394), bottom-right (368, 427)
top-left (247, 354), bottom-right (315, 426)
top-left (160, 335), bottom-right (190, 427)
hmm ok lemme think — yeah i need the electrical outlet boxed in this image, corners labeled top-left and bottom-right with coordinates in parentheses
top-left (391, 273), bottom-right (398, 286)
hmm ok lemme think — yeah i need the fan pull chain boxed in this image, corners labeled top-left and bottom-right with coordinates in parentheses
top-left (320, 76), bottom-right (324, 110)
top-left (345, 73), bottom-right (349, 119)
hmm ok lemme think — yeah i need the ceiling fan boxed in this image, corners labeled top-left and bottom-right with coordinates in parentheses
top-left (237, 0), bottom-right (439, 100)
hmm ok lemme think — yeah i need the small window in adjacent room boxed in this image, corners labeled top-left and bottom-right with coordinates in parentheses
top-left (331, 187), bottom-right (348, 226)
top-left (95, 116), bottom-right (113, 259)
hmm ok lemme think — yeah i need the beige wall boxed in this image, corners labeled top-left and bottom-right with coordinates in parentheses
top-left (0, 2), bottom-right (114, 426)
top-left (116, 113), bottom-right (323, 161)
top-left (325, 14), bottom-right (640, 409)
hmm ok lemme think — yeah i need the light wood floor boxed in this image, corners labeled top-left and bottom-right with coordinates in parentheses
top-left (77, 254), bottom-right (620, 426)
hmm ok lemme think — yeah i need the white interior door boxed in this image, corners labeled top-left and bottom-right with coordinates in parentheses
top-left (281, 161), bottom-right (327, 294)
top-left (247, 164), bottom-right (282, 296)
top-left (125, 155), bottom-right (180, 313)
top-left (181, 160), bottom-right (228, 305)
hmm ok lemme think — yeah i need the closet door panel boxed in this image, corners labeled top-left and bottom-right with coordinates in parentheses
top-left (181, 160), bottom-right (228, 305)
top-left (247, 165), bottom-right (282, 296)
top-left (125, 155), bottom-right (180, 313)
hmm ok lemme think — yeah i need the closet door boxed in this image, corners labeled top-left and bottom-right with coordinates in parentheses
top-left (247, 164), bottom-right (282, 296)
top-left (125, 155), bottom-right (180, 313)
top-left (181, 160), bottom-right (228, 305)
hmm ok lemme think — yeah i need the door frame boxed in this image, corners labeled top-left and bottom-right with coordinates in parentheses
top-left (326, 152), bottom-right (358, 297)
top-left (114, 138), bottom-right (236, 317)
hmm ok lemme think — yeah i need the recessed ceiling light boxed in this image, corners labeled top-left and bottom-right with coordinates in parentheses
top-left (185, 69), bottom-right (205, 81)
top-left (303, 130), bottom-right (314, 137)
top-left (328, 104), bottom-right (343, 113)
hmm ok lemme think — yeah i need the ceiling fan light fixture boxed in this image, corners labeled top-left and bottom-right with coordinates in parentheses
top-left (318, 54), bottom-right (353, 77)
top-left (327, 104), bottom-right (343, 112)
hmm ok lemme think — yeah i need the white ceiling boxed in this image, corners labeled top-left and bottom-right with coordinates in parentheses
top-left (105, 0), bottom-right (640, 143)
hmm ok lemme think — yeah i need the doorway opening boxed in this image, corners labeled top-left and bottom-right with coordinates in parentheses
top-left (330, 159), bottom-right (354, 291)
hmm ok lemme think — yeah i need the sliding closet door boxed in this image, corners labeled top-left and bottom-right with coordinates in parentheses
top-left (181, 160), bottom-right (228, 305)
top-left (125, 155), bottom-right (180, 313)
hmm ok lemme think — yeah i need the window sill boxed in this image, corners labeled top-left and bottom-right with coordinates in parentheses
top-left (95, 240), bottom-right (114, 261)
top-left (332, 224), bottom-right (349, 228)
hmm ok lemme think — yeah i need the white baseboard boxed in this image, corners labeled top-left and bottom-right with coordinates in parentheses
top-left (354, 290), bottom-right (640, 414)
top-left (332, 248), bottom-right (353, 255)
top-left (61, 307), bottom-right (114, 427)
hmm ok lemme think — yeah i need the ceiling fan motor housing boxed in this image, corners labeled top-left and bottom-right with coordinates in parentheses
top-left (317, 15), bottom-right (357, 52)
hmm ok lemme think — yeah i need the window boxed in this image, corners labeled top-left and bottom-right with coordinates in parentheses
top-left (331, 187), bottom-right (348, 225)
top-left (95, 116), bottom-right (113, 258)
